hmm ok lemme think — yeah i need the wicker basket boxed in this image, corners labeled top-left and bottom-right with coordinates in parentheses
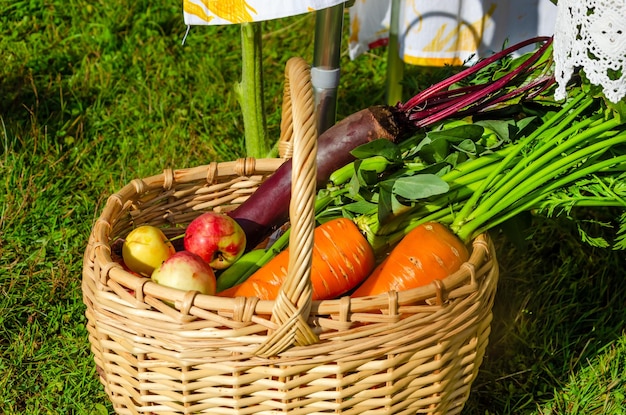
top-left (82, 58), bottom-right (499, 415)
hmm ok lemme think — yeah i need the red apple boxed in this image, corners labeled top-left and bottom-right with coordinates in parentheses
top-left (122, 225), bottom-right (176, 276)
top-left (151, 251), bottom-right (216, 295)
top-left (184, 212), bottom-right (246, 269)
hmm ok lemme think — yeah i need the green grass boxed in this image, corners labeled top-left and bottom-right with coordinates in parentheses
top-left (464, 213), bottom-right (626, 414)
top-left (1, 2), bottom-right (625, 414)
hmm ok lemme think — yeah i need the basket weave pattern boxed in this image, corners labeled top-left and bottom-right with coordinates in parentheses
top-left (82, 58), bottom-right (499, 415)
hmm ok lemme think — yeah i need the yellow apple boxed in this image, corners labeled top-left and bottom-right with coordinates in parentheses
top-left (122, 225), bottom-right (175, 276)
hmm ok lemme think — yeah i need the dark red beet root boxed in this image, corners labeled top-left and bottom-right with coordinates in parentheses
top-left (229, 106), bottom-right (409, 250)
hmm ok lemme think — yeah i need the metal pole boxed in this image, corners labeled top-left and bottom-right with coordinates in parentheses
top-left (312, 3), bottom-right (345, 134)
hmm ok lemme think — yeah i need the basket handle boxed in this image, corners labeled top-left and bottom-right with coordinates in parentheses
top-left (277, 58), bottom-right (316, 159)
top-left (254, 57), bottom-right (319, 357)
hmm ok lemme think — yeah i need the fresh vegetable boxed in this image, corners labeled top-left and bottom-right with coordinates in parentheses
top-left (229, 37), bottom-right (555, 250)
top-left (351, 222), bottom-right (469, 297)
top-left (184, 211), bottom-right (247, 269)
top-left (151, 251), bottom-right (216, 296)
top-left (215, 248), bottom-right (266, 292)
top-left (217, 195), bottom-right (339, 292)
top-left (122, 225), bottom-right (176, 276)
top-left (218, 218), bottom-right (375, 300)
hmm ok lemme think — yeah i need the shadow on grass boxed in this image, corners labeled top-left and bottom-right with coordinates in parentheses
top-left (464, 209), bottom-right (626, 414)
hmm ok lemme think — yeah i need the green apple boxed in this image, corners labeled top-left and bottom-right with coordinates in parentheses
top-left (151, 251), bottom-right (216, 295)
top-left (122, 225), bottom-right (176, 276)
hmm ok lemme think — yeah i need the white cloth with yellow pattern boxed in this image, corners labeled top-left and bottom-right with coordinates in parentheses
top-left (348, 0), bottom-right (558, 65)
top-left (183, 1), bottom-right (557, 68)
top-left (183, 0), bottom-right (346, 25)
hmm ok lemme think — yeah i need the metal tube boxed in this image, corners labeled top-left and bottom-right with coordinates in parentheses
top-left (312, 3), bottom-right (345, 134)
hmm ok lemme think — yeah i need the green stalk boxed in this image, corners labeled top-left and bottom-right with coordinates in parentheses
top-left (459, 115), bottom-right (616, 228)
top-left (455, 129), bottom-right (625, 241)
top-left (234, 22), bottom-right (268, 158)
top-left (459, 112), bottom-right (607, 224)
top-left (451, 90), bottom-right (591, 230)
top-left (463, 152), bottom-right (626, 239)
top-left (441, 145), bottom-right (518, 182)
top-left (444, 156), bottom-right (517, 191)
top-left (367, 170), bottom-right (504, 240)
top-left (361, 146), bottom-right (515, 240)
top-left (489, 125), bottom-right (622, 212)
top-left (364, 209), bottom-right (457, 254)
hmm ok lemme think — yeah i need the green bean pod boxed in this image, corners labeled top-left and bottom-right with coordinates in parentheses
top-left (215, 248), bottom-right (267, 292)
top-left (329, 155), bottom-right (394, 185)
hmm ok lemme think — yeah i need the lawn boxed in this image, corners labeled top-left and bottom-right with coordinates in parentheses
top-left (1, 1), bottom-right (625, 414)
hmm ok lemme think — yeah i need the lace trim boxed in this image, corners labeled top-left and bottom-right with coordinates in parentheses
top-left (554, 0), bottom-right (626, 103)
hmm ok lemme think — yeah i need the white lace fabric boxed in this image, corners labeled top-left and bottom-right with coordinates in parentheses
top-left (554, 0), bottom-right (626, 103)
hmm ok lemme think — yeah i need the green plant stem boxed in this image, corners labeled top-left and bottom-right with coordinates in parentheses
top-left (234, 22), bottom-right (268, 159)
top-left (442, 145), bottom-right (517, 182)
top-left (489, 125), bottom-right (622, 212)
top-left (451, 90), bottom-right (591, 230)
top-left (363, 170), bottom-right (503, 250)
top-left (365, 209), bottom-right (456, 254)
top-left (459, 151), bottom-right (626, 240)
top-left (461, 115), bottom-right (618, 225)
top-left (369, 145), bottom-right (520, 237)
top-left (461, 114), bottom-right (606, 221)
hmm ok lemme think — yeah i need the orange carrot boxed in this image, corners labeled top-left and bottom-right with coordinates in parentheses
top-left (351, 222), bottom-right (469, 297)
top-left (218, 218), bottom-right (375, 300)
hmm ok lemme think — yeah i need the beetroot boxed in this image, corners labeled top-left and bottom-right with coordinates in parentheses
top-left (229, 106), bottom-right (408, 249)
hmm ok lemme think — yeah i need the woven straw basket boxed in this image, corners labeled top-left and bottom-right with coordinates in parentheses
top-left (82, 58), bottom-right (499, 415)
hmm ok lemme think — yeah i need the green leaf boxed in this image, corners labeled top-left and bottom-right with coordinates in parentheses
top-left (383, 174), bottom-right (450, 201)
top-left (418, 135), bottom-right (448, 163)
top-left (577, 223), bottom-right (611, 248)
top-left (347, 172), bottom-right (361, 197)
top-left (354, 155), bottom-right (393, 186)
top-left (391, 194), bottom-right (412, 216)
top-left (377, 187), bottom-right (394, 224)
top-left (399, 132), bottom-right (427, 158)
top-left (429, 124), bottom-right (485, 142)
top-left (453, 138), bottom-right (478, 155)
top-left (357, 168), bottom-right (380, 186)
top-left (443, 152), bottom-right (462, 167)
top-left (419, 124), bottom-right (485, 163)
top-left (342, 200), bottom-right (378, 215)
top-left (606, 99), bottom-right (626, 123)
top-left (579, 70), bottom-right (626, 121)
top-left (475, 119), bottom-right (516, 142)
top-left (351, 139), bottom-right (402, 162)
top-left (515, 116), bottom-right (537, 135)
